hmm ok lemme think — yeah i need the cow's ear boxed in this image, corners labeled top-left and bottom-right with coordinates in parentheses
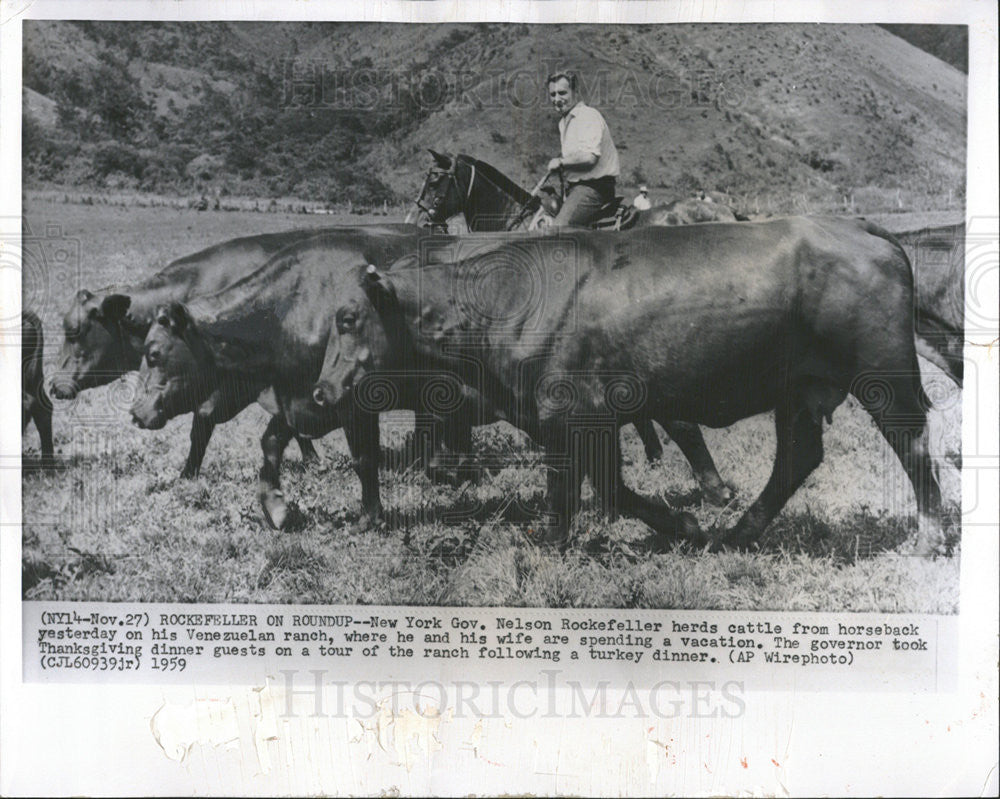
top-left (429, 149), bottom-right (451, 169)
top-left (167, 302), bottom-right (193, 333)
top-left (100, 293), bottom-right (131, 321)
top-left (364, 263), bottom-right (390, 290)
top-left (363, 264), bottom-right (396, 306)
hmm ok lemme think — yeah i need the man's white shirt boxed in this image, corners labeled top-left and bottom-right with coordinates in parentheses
top-left (558, 101), bottom-right (620, 183)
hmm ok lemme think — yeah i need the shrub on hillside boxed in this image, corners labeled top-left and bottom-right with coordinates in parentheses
top-left (185, 152), bottom-right (225, 181)
top-left (23, 113), bottom-right (80, 182)
top-left (91, 142), bottom-right (145, 180)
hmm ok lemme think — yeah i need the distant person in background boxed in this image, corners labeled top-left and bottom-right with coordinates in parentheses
top-left (545, 70), bottom-right (620, 227)
top-left (633, 184), bottom-right (651, 210)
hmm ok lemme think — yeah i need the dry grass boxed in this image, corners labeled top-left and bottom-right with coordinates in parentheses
top-left (20, 200), bottom-right (962, 610)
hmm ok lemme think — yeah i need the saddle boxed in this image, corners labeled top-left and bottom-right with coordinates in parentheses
top-left (537, 188), bottom-right (641, 230)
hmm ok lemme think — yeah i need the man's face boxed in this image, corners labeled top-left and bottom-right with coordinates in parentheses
top-left (548, 78), bottom-right (576, 116)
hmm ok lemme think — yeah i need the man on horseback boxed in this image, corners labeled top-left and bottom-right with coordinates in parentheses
top-left (545, 70), bottom-right (621, 228)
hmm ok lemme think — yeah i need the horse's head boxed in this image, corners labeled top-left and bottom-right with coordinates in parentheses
top-left (406, 150), bottom-right (462, 230)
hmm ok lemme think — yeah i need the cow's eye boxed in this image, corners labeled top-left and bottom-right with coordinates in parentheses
top-left (339, 313), bottom-right (356, 330)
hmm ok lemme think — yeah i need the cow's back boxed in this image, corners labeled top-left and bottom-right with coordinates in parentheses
top-left (138, 224), bottom-right (424, 308)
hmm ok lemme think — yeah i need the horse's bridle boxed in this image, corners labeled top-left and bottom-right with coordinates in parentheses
top-left (409, 157), bottom-right (485, 232)
top-left (410, 157), bottom-right (461, 230)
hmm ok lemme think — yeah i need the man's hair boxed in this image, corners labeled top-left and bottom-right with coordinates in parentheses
top-left (546, 70), bottom-right (578, 91)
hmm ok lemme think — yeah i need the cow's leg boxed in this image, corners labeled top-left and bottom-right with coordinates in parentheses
top-left (180, 416), bottom-right (215, 478)
top-left (588, 424), bottom-right (703, 545)
top-left (415, 411), bottom-right (439, 470)
top-left (540, 449), bottom-right (582, 548)
top-left (534, 420), bottom-right (582, 547)
top-left (857, 374), bottom-right (944, 555)
top-left (182, 381), bottom-right (262, 478)
top-left (634, 417), bottom-right (663, 462)
top-left (343, 409), bottom-right (384, 532)
top-left (424, 412), bottom-right (479, 485)
top-left (32, 392), bottom-right (54, 461)
top-left (441, 414), bottom-right (473, 455)
top-left (724, 400), bottom-right (823, 550)
top-left (442, 414), bottom-right (480, 484)
top-left (659, 420), bottom-right (733, 505)
top-left (258, 415), bottom-right (296, 530)
top-left (296, 436), bottom-right (319, 464)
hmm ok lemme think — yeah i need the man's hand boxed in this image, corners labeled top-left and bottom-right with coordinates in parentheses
top-left (546, 157), bottom-right (563, 173)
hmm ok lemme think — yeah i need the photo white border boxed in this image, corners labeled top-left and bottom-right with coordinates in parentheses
top-left (2, 1), bottom-right (996, 795)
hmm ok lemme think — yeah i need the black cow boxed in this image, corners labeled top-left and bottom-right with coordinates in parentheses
top-left (22, 311), bottom-right (54, 461)
top-left (53, 225), bottom-right (416, 477)
top-left (313, 217), bottom-right (946, 554)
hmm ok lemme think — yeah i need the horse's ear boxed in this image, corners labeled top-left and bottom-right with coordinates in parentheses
top-left (429, 150), bottom-right (451, 169)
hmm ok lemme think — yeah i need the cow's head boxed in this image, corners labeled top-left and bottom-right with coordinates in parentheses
top-left (51, 290), bottom-right (135, 398)
top-left (312, 265), bottom-right (399, 410)
top-left (130, 303), bottom-right (213, 430)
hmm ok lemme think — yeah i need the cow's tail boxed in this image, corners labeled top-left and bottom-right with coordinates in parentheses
top-left (859, 220), bottom-right (964, 389)
top-left (914, 306), bottom-right (964, 387)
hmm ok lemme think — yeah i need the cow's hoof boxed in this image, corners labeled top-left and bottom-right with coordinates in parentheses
top-left (299, 447), bottom-right (320, 467)
top-left (260, 489), bottom-right (289, 530)
top-left (426, 458), bottom-right (482, 487)
top-left (677, 511), bottom-right (707, 546)
top-left (456, 463), bottom-right (483, 486)
top-left (704, 530), bottom-right (731, 553)
top-left (349, 516), bottom-right (387, 536)
top-left (714, 527), bottom-right (760, 552)
top-left (526, 526), bottom-right (567, 550)
top-left (179, 464), bottom-right (200, 479)
top-left (701, 482), bottom-right (734, 506)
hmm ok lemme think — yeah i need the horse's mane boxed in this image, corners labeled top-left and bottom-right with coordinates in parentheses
top-left (457, 154), bottom-right (532, 205)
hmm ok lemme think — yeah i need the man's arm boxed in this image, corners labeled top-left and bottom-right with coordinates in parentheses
top-left (548, 151), bottom-right (599, 172)
top-left (548, 107), bottom-right (603, 173)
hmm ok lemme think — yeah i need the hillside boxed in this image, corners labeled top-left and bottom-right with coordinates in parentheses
top-left (879, 24), bottom-right (968, 73)
top-left (22, 21), bottom-right (966, 211)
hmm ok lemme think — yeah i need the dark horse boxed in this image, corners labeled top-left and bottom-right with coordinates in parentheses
top-left (407, 150), bottom-right (742, 233)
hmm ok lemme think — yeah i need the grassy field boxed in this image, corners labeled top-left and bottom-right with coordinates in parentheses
top-left (20, 199), bottom-right (962, 611)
